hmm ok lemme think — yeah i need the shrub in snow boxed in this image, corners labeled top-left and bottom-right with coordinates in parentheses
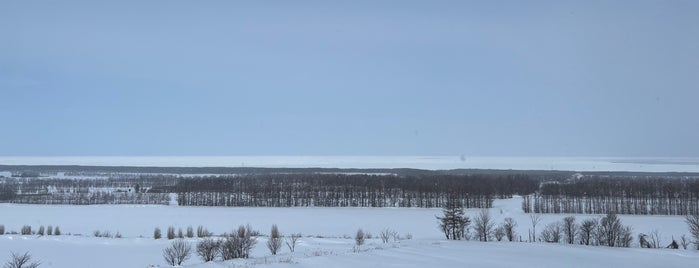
top-left (186, 226), bottom-right (193, 238)
top-left (219, 225), bottom-right (257, 260)
top-left (37, 226), bottom-right (44, 236)
top-left (115, 231), bottom-right (122, 238)
top-left (21, 226), bottom-right (31, 235)
top-left (380, 228), bottom-right (393, 243)
top-left (196, 238), bottom-right (219, 262)
top-left (53, 226), bottom-right (60, 236)
top-left (46, 226), bottom-right (52, 236)
top-left (541, 222), bottom-right (562, 243)
top-left (285, 233), bottom-right (301, 253)
top-left (681, 235), bottom-right (689, 249)
top-left (4, 251), bottom-right (40, 268)
top-left (167, 226), bottom-right (175, 240)
top-left (266, 224), bottom-right (282, 255)
top-left (196, 226), bottom-right (210, 238)
top-left (163, 239), bottom-right (192, 266)
top-left (0, 225), bottom-right (4, 235)
top-left (177, 228), bottom-right (183, 239)
top-left (494, 226), bottom-right (505, 241)
top-left (355, 229), bottom-right (365, 247)
top-left (93, 230), bottom-right (101, 237)
top-left (154, 228), bottom-right (162, 239)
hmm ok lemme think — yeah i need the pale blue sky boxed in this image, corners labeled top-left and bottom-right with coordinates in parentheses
top-left (1, 0), bottom-right (698, 156)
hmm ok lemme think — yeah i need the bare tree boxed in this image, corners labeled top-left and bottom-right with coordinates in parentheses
top-left (285, 233), bottom-right (301, 253)
top-left (473, 209), bottom-right (494, 242)
top-left (196, 238), bottom-right (219, 262)
top-left (266, 225), bottom-right (282, 255)
top-left (4, 252), bottom-right (40, 268)
top-left (502, 217), bottom-right (517, 242)
top-left (578, 219), bottom-right (597, 246)
top-left (437, 199), bottom-right (470, 240)
top-left (599, 212), bottom-right (622, 247)
top-left (686, 214), bottom-right (699, 250)
top-left (154, 227), bottom-right (162, 239)
top-left (529, 214), bottom-right (541, 242)
top-left (163, 239), bottom-right (192, 266)
top-left (562, 216), bottom-right (577, 244)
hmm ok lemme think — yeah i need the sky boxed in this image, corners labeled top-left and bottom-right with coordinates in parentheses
top-left (1, 0), bottom-right (698, 157)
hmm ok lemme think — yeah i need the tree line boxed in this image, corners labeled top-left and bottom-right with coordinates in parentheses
top-left (523, 176), bottom-right (699, 215)
top-left (174, 174), bottom-right (539, 208)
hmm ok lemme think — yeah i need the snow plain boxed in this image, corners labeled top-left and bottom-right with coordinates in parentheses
top-left (1, 196), bottom-right (697, 267)
top-left (2, 156), bottom-right (699, 172)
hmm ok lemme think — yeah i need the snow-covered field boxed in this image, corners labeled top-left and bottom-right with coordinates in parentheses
top-left (1, 196), bottom-right (697, 267)
top-left (2, 156), bottom-right (699, 172)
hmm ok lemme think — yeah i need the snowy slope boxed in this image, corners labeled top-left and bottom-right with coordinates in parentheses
top-left (1, 197), bottom-right (697, 267)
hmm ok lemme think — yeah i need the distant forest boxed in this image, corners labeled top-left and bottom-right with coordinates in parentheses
top-left (1, 165), bottom-right (698, 214)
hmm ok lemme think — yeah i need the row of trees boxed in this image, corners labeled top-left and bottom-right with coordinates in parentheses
top-left (524, 177), bottom-right (699, 215)
top-left (437, 200), bottom-right (699, 250)
top-left (175, 174), bottom-right (538, 208)
top-left (0, 225), bottom-right (61, 236)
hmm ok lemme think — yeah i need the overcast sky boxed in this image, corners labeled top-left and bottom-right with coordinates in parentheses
top-left (1, 0), bottom-right (698, 157)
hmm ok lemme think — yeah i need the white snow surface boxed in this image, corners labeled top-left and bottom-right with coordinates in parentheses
top-left (2, 156), bottom-right (699, 172)
top-left (1, 196), bottom-right (698, 267)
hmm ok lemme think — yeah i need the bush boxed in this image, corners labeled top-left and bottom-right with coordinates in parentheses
top-left (163, 239), bottom-right (192, 266)
top-left (46, 226), bottom-right (53, 236)
top-left (37, 226), bottom-right (45, 236)
top-left (266, 225), bottom-right (282, 255)
top-left (115, 231), bottom-right (122, 238)
top-left (219, 225), bottom-right (257, 260)
top-left (355, 229), bottom-right (365, 247)
top-left (21, 226), bottom-right (31, 235)
top-left (186, 226), bottom-right (194, 238)
top-left (53, 226), bottom-right (60, 236)
top-left (167, 226), bottom-right (175, 240)
top-left (196, 238), bottom-right (220, 262)
top-left (0, 225), bottom-right (4, 235)
top-left (540, 222), bottom-right (562, 243)
top-left (177, 228), bottom-right (183, 239)
top-left (154, 227), bottom-right (162, 239)
top-left (3, 252), bottom-right (40, 268)
top-left (196, 225), bottom-right (210, 238)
